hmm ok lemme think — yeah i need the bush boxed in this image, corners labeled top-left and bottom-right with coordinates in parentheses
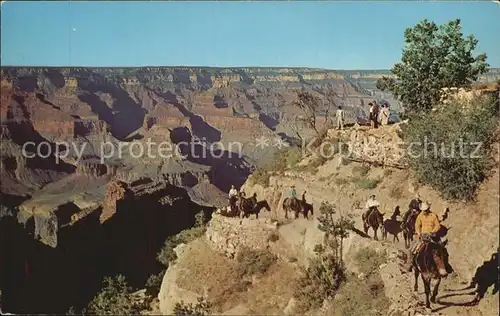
top-left (354, 248), bottom-right (387, 276)
top-left (352, 165), bottom-right (370, 176)
top-left (145, 270), bottom-right (166, 295)
top-left (402, 96), bottom-right (498, 200)
top-left (389, 186), bottom-right (403, 199)
top-left (235, 247), bottom-right (277, 277)
top-left (173, 296), bottom-right (212, 316)
top-left (87, 275), bottom-right (146, 315)
top-left (332, 274), bottom-right (389, 316)
top-left (250, 168), bottom-right (271, 187)
top-left (354, 177), bottom-right (382, 190)
top-left (267, 232), bottom-right (280, 242)
top-left (334, 177), bottom-right (349, 186)
top-left (157, 211), bottom-right (207, 267)
top-left (295, 156), bottom-right (327, 174)
top-left (286, 147), bottom-right (303, 168)
top-left (249, 147), bottom-right (302, 186)
top-left (293, 254), bottom-right (346, 313)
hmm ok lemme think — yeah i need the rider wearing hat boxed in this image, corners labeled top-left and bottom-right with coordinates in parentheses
top-left (403, 201), bottom-right (441, 272)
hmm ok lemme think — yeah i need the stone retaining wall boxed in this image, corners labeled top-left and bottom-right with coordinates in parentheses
top-left (204, 214), bottom-right (278, 259)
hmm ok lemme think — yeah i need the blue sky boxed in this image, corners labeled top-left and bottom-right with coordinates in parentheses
top-left (1, 1), bottom-right (499, 69)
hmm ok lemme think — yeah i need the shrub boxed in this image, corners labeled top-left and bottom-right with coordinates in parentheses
top-left (293, 254), bottom-right (346, 313)
top-left (389, 186), bottom-right (403, 199)
top-left (402, 96), bottom-right (498, 200)
top-left (145, 270), bottom-right (166, 295)
top-left (267, 232), bottom-right (280, 242)
top-left (173, 296), bottom-right (212, 316)
top-left (354, 177), bottom-right (382, 190)
top-left (383, 169), bottom-right (393, 176)
top-left (87, 275), bottom-right (146, 315)
top-left (334, 177), bottom-right (349, 186)
top-left (286, 147), bottom-right (303, 168)
top-left (332, 274), bottom-right (389, 316)
top-left (235, 247), bottom-right (277, 277)
top-left (295, 156), bottom-right (327, 174)
top-left (157, 211), bottom-right (207, 267)
top-left (250, 168), bottom-right (271, 187)
top-left (352, 165), bottom-right (370, 176)
top-left (249, 147), bottom-right (302, 186)
top-left (354, 248), bottom-right (387, 276)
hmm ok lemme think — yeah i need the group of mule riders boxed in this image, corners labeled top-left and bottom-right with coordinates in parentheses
top-left (228, 185), bottom-right (453, 275)
top-left (227, 184), bottom-right (299, 215)
top-left (363, 193), bottom-right (454, 275)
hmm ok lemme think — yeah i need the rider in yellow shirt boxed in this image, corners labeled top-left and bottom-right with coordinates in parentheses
top-left (403, 201), bottom-right (441, 272)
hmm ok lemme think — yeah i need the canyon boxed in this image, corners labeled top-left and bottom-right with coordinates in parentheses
top-left (0, 67), bottom-right (499, 313)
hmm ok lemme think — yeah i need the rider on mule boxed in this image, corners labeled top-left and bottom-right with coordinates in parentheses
top-left (228, 185), bottom-right (239, 213)
top-left (288, 184), bottom-right (299, 210)
top-left (402, 193), bottom-right (421, 228)
top-left (403, 201), bottom-right (441, 272)
top-left (363, 194), bottom-right (381, 223)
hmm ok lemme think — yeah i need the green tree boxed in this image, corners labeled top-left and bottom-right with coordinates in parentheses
top-left (87, 275), bottom-right (146, 315)
top-left (316, 201), bottom-right (355, 265)
top-left (376, 19), bottom-right (489, 114)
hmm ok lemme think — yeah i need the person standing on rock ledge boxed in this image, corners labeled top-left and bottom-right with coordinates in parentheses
top-left (228, 185), bottom-right (239, 213)
top-left (336, 105), bottom-right (345, 130)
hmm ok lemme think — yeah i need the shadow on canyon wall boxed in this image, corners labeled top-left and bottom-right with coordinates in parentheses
top-left (76, 74), bottom-right (146, 140)
top-left (170, 126), bottom-right (251, 191)
top-left (0, 182), bottom-right (213, 314)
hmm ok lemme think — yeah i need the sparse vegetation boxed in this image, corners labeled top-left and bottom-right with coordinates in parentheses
top-left (334, 177), bottom-right (349, 186)
top-left (145, 270), bottom-right (166, 296)
top-left (157, 211), bottom-right (207, 267)
top-left (235, 247), bottom-right (277, 278)
top-left (267, 232), bottom-right (280, 242)
top-left (295, 156), bottom-right (327, 174)
top-left (293, 201), bottom-right (354, 313)
top-left (354, 248), bottom-right (387, 276)
top-left (383, 169), bottom-right (393, 176)
top-left (173, 296), bottom-right (212, 316)
top-left (402, 95), bottom-right (498, 200)
top-left (293, 254), bottom-right (346, 313)
top-left (332, 274), bottom-right (390, 316)
top-left (354, 177), bottom-right (382, 190)
top-left (249, 147), bottom-right (303, 186)
top-left (86, 275), bottom-right (148, 315)
top-left (389, 186), bottom-right (404, 199)
top-left (352, 164), bottom-right (370, 176)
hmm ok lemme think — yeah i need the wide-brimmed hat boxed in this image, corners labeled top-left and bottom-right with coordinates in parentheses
top-left (370, 194), bottom-right (376, 198)
top-left (421, 202), bottom-right (430, 211)
top-left (291, 184), bottom-right (295, 188)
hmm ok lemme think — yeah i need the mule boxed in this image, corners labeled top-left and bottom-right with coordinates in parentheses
top-left (402, 209), bottom-right (420, 248)
top-left (362, 206), bottom-right (385, 240)
top-left (283, 191), bottom-right (313, 219)
top-left (240, 200), bottom-right (271, 219)
top-left (382, 206), bottom-right (403, 242)
top-left (412, 237), bottom-right (450, 309)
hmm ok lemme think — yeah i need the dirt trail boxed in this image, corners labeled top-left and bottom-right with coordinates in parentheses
top-left (376, 237), bottom-right (496, 316)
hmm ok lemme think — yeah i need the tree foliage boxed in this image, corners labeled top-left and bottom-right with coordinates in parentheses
top-left (173, 297), bottom-right (212, 316)
top-left (86, 275), bottom-right (146, 315)
top-left (316, 201), bottom-right (355, 265)
top-left (377, 19), bottom-right (489, 113)
top-left (402, 95), bottom-right (498, 200)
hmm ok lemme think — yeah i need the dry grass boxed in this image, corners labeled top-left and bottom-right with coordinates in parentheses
top-left (175, 239), bottom-right (296, 315)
